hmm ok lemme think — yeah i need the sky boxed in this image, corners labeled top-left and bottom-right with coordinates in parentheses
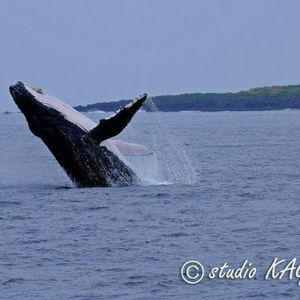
top-left (1, 0), bottom-right (300, 111)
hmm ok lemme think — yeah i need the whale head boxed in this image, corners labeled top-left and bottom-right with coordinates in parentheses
top-left (9, 81), bottom-right (95, 140)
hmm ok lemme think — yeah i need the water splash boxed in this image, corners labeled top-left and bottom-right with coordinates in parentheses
top-left (119, 97), bottom-right (197, 185)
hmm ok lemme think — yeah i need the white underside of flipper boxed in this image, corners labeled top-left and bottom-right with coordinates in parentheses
top-left (112, 140), bottom-right (153, 156)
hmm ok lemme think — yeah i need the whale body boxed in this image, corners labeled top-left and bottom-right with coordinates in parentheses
top-left (10, 81), bottom-right (148, 187)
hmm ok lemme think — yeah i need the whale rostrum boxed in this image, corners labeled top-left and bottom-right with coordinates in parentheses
top-left (10, 81), bottom-right (148, 187)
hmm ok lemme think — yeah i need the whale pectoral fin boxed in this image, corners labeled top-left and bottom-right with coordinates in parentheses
top-left (88, 93), bottom-right (147, 144)
top-left (112, 139), bottom-right (153, 156)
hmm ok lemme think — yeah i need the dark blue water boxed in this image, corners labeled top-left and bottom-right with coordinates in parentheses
top-left (1, 110), bottom-right (300, 299)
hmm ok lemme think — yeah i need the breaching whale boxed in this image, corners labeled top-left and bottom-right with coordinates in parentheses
top-left (10, 81), bottom-right (149, 187)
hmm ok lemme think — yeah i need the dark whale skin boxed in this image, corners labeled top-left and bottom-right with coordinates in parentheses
top-left (9, 81), bottom-right (147, 187)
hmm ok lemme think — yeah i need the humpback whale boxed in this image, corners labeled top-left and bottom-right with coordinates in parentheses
top-left (10, 81), bottom-right (148, 187)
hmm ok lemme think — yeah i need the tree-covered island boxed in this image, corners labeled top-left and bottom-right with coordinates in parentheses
top-left (74, 84), bottom-right (300, 112)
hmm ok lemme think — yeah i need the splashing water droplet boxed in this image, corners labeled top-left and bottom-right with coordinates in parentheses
top-left (118, 97), bottom-right (197, 186)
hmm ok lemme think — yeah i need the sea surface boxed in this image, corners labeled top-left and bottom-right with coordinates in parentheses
top-left (0, 110), bottom-right (300, 299)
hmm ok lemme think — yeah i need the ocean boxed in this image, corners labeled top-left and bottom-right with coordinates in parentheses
top-left (0, 110), bottom-right (300, 299)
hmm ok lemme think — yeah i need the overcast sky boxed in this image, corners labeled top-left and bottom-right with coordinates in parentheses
top-left (1, 0), bottom-right (300, 111)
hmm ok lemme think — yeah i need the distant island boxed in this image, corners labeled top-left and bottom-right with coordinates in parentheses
top-left (74, 84), bottom-right (300, 112)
